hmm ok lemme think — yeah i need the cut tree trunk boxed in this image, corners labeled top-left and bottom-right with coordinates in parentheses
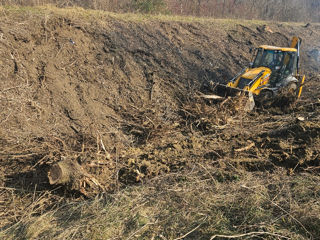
top-left (48, 158), bottom-right (105, 196)
top-left (48, 159), bottom-right (82, 185)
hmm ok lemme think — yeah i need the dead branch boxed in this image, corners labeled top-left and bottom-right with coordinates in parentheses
top-left (210, 231), bottom-right (290, 239)
top-left (234, 142), bottom-right (255, 152)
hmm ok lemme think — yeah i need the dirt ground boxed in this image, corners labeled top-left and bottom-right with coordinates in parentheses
top-left (0, 6), bottom-right (320, 239)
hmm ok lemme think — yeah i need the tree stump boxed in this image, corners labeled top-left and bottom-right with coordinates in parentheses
top-left (48, 158), bottom-right (105, 196)
top-left (48, 159), bottom-right (83, 185)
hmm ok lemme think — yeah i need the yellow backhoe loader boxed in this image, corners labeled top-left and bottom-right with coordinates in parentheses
top-left (203, 37), bottom-right (305, 110)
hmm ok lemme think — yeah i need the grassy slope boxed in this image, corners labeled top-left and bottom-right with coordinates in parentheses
top-left (2, 167), bottom-right (320, 239)
top-left (0, 6), bottom-right (320, 240)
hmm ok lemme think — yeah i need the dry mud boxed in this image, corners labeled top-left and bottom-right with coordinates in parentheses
top-left (0, 8), bottom-right (320, 231)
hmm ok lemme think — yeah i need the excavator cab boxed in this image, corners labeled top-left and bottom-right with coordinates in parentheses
top-left (252, 46), bottom-right (298, 87)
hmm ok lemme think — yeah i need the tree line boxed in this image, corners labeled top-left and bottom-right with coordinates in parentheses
top-left (1, 0), bottom-right (319, 22)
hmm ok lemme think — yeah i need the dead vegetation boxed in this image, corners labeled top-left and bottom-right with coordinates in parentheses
top-left (0, 6), bottom-right (320, 240)
top-left (2, 165), bottom-right (320, 239)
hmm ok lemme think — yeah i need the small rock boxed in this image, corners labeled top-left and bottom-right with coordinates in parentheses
top-left (304, 23), bottom-right (311, 28)
top-left (297, 116), bottom-right (305, 121)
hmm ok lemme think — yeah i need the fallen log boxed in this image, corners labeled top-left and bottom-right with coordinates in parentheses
top-left (48, 158), bottom-right (83, 185)
top-left (48, 158), bottom-right (105, 196)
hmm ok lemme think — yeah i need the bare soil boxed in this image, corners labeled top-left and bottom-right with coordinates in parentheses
top-left (0, 6), bottom-right (320, 239)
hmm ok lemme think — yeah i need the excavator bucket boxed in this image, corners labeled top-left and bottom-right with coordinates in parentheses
top-left (212, 83), bottom-right (247, 98)
top-left (201, 82), bottom-right (255, 111)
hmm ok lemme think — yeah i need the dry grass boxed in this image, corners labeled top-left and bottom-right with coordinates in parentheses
top-left (1, 165), bottom-right (320, 239)
top-left (1, 4), bottom-right (312, 26)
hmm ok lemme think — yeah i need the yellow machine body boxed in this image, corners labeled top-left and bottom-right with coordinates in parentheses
top-left (204, 37), bottom-right (306, 110)
top-left (227, 67), bottom-right (272, 95)
top-left (222, 38), bottom-right (305, 99)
